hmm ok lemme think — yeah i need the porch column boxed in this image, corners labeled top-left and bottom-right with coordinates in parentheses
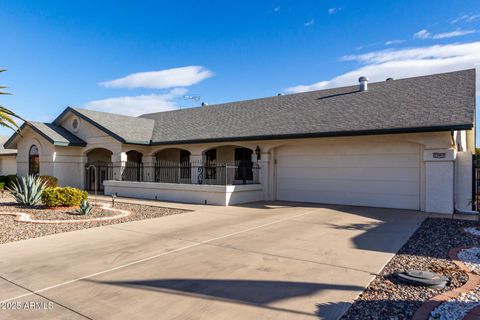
top-left (142, 155), bottom-right (156, 182)
top-left (79, 155), bottom-right (88, 189)
top-left (254, 152), bottom-right (271, 201)
top-left (190, 154), bottom-right (205, 184)
top-left (424, 149), bottom-right (455, 214)
top-left (111, 152), bottom-right (127, 181)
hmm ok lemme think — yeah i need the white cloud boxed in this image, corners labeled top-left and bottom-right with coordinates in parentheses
top-left (413, 28), bottom-right (476, 40)
top-left (413, 29), bottom-right (431, 39)
top-left (304, 19), bottom-right (315, 27)
top-left (432, 29), bottom-right (476, 39)
top-left (451, 14), bottom-right (480, 24)
top-left (285, 41), bottom-right (480, 94)
top-left (328, 8), bottom-right (339, 14)
top-left (84, 88), bottom-right (187, 116)
top-left (99, 66), bottom-right (213, 89)
top-left (385, 40), bottom-right (405, 46)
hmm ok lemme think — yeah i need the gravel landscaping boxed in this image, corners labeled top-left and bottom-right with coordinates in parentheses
top-left (428, 248), bottom-right (480, 320)
top-left (341, 218), bottom-right (480, 320)
top-left (0, 201), bottom-right (188, 244)
top-left (0, 202), bottom-right (122, 221)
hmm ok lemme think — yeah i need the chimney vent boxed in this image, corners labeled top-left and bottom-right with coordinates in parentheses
top-left (386, 77), bottom-right (394, 81)
top-left (358, 76), bottom-right (368, 91)
top-left (201, 102), bottom-right (208, 106)
top-left (277, 93), bottom-right (285, 96)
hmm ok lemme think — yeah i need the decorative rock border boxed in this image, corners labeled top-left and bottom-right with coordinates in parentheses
top-left (463, 227), bottom-right (480, 237)
top-left (412, 246), bottom-right (480, 320)
top-left (0, 203), bottom-right (131, 224)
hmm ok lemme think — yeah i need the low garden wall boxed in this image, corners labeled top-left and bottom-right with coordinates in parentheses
top-left (103, 180), bottom-right (264, 206)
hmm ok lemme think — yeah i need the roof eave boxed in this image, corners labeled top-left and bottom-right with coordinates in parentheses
top-left (3, 122), bottom-right (87, 148)
top-left (150, 124), bottom-right (474, 146)
top-left (54, 107), bottom-right (152, 145)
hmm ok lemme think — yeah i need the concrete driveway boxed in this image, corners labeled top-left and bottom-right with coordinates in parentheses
top-left (0, 201), bottom-right (428, 320)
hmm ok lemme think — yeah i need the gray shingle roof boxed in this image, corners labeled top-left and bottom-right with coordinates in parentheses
top-left (55, 108), bottom-right (155, 144)
top-left (8, 69), bottom-right (474, 149)
top-left (0, 136), bottom-right (17, 155)
top-left (139, 69), bottom-right (475, 144)
top-left (4, 122), bottom-right (86, 148)
top-left (28, 122), bottom-right (86, 146)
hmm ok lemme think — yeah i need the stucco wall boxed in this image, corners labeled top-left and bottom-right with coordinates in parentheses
top-left (104, 180), bottom-right (263, 205)
top-left (0, 155), bottom-right (17, 175)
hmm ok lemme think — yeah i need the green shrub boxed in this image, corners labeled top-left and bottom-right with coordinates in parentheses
top-left (0, 182), bottom-right (5, 190)
top-left (41, 187), bottom-right (88, 207)
top-left (10, 175), bottom-right (48, 206)
top-left (40, 176), bottom-right (58, 188)
top-left (0, 175), bottom-right (17, 188)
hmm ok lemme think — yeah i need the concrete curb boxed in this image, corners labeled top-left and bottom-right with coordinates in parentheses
top-left (411, 246), bottom-right (480, 320)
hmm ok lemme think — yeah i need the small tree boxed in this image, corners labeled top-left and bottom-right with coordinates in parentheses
top-left (0, 69), bottom-right (25, 131)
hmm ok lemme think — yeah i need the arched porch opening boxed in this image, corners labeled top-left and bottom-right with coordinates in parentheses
top-left (202, 145), bottom-right (256, 184)
top-left (154, 148), bottom-right (191, 183)
top-left (123, 150), bottom-right (143, 182)
top-left (85, 148), bottom-right (113, 191)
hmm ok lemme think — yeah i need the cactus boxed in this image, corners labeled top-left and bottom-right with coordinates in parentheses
top-left (76, 200), bottom-right (93, 215)
top-left (9, 175), bottom-right (47, 206)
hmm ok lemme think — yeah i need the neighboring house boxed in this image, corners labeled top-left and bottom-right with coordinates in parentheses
top-left (3, 69), bottom-right (476, 213)
top-left (0, 136), bottom-right (17, 175)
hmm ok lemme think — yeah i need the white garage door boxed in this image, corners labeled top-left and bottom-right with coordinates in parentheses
top-left (275, 141), bottom-right (421, 210)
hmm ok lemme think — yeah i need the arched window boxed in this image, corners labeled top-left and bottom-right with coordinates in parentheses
top-left (29, 145), bottom-right (39, 176)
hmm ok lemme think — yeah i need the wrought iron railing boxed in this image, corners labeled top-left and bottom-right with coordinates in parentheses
top-left (112, 161), bottom-right (260, 185)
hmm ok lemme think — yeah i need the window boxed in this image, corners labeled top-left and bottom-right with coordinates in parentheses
top-left (72, 118), bottom-right (79, 131)
top-left (29, 145), bottom-right (40, 176)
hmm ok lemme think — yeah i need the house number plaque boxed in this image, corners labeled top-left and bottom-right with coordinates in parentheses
top-left (433, 152), bottom-right (446, 159)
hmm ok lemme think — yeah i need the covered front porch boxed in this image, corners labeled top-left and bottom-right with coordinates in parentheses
top-left (86, 145), bottom-right (264, 205)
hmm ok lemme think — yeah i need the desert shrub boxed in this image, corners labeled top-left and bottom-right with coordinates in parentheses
top-left (40, 175), bottom-right (58, 188)
top-left (10, 175), bottom-right (47, 206)
top-left (0, 182), bottom-right (5, 190)
top-left (41, 187), bottom-right (88, 207)
top-left (76, 200), bottom-right (93, 215)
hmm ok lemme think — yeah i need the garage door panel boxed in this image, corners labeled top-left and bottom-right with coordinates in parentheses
top-left (277, 154), bottom-right (420, 168)
top-left (276, 189), bottom-right (420, 210)
top-left (275, 142), bottom-right (421, 210)
top-left (276, 177), bottom-right (419, 195)
top-left (277, 141), bottom-right (419, 156)
top-left (277, 167), bottom-right (420, 181)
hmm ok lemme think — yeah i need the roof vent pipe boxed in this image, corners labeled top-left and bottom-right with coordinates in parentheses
top-left (201, 102), bottom-right (208, 106)
top-left (277, 93), bottom-right (285, 96)
top-left (386, 77), bottom-right (394, 81)
top-left (359, 76), bottom-right (368, 92)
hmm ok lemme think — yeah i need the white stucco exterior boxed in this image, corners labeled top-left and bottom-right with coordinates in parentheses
top-left (104, 181), bottom-right (263, 206)
top-left (6, 108), bottom-right (475, 213)
top-left (0, 154), bottom-right (17, 175)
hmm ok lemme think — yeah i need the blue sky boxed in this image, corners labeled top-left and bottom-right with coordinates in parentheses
top-left (1, 1), bottom-right (479, 138)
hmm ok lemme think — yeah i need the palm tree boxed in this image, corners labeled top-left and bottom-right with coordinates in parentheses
top-left (0, 69), bottom-right (25, 131)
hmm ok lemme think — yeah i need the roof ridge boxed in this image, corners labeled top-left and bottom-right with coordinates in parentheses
top-left (139, 68), bottom-right (476, 118)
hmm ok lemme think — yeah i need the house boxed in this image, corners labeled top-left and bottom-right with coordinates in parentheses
top-left (4, 69), bottom-right (476, 213)
top-left (0, 136), bottom-right (17, 175)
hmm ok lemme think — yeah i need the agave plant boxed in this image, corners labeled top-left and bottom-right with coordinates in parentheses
top-left (76, 200), bottom-right (93, 215)
top-left (9, 175), bottom-right (48, 206)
